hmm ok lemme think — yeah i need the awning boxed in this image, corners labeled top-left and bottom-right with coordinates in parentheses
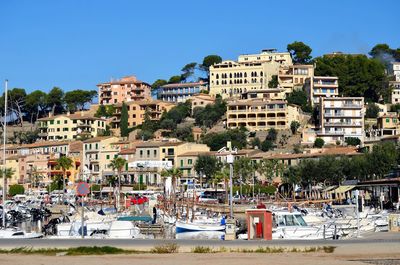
top-left (331, 185), bottom-right (355, 194)
top-left (323, 186), bottom-right (337, 192)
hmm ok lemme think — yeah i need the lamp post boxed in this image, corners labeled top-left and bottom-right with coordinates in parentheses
top-left (2, 80), bottom-right (8, 228)
top-left (227, 153), bottom-right (234, 219)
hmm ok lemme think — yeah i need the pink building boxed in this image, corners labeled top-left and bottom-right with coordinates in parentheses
top-left (97, 75), bottom-right (151, 105)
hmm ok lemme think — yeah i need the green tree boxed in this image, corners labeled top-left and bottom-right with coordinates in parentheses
top-left (46, 87), bottom-right (64, 115)
top-left (194, 155), bottom-right (219, 184)
top-left (181, 62), bottom-right (197, 82)
top-left (390, 103), bottom-right (400, 113)
top-left (250, 137), bottom-right (262, 149)
top-left (151, 79), bottom-right (168, 89)
top-left (193, 97), bottom-right (226, 128)
top-left (8, 184), bottom-right (24, 196)
top-left (367, 142), bottom-right (397, 179)
top-left (257, 159), bottom-right (284, 183)
top-left (314, 138), bottom-right (325, 148)
top-left (109, 157), bottom-right (127, 191)
top-left (168, 75), bottom-right (182, 84)
top-left (266, 128), bottom-right (278, 142)
top-left (290, 120), bottom-right (301, 134)
top-left (161, 167), bottom-right (182, 201)
top-left (64, 89), bottom-right (97, 112)
top-left (365, 103), bottom-right (380, 118)
top-left (286, 90), bottom-right (311, 112)
top-left (55, 156), bottom-right (73, 201)
top-left (120, 102), bottom-right (129, 137)
top-left (95, 105), bottom-right (108, 118)
top-left (200, 55), bottom-right (222, 81)
top-left (202, 128), bottom-right (247, 151)
top-left (268, 75), bottom-right (279, 88)
top-left (233, 157), bottom-right (253, 195)
top-left (287, 41), bottom-right (312, 64)
top-left (25, 90), bottom-right (47, 123)
top-left (261, 139), bottom-right (273, 152)
top-left (369, 43), bottom-right (400, 67)
top-left (0, 167), bottom-right (15, 197)
top-left (314, 54), bottom-right (386, 102)
top-left (345, 137), bottom-right (361, 146)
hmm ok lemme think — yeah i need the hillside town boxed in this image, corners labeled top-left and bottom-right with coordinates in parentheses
top-left (1, 43), bottom-right (400, 242)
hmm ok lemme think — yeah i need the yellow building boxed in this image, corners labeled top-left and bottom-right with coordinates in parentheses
top-left (37, 112), bottom-right (107, 141)
top-left (278, 64), bottom-right (314, 94)
top-left (83, 136), bottom-right (120, 183)
top-left (377, 113), bottom-right (400, 129)
top-left (226, 99), bottom-right (301, 131)
top-left (209, 49), bottom-right (292, 99)
top-left (111, 100), bottom-right (175, 130)
top-left (188, 93), bottom-right (216, 111)
top-left (4, 155), bottom-right (21, 186)
top-left (240, 88), bottom-right (286, 101)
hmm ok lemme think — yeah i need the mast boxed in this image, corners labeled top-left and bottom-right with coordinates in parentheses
top-left (2, 79), bottom-right (8, 228)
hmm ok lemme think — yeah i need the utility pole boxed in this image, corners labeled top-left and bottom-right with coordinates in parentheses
top-left (226, 141), bottom-right (235, 219)
top-left (2, 80), bottom-right (8, 228)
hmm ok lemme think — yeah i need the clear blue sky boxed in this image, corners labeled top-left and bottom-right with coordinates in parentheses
top-left (0, 0), bottom-right (399, 93)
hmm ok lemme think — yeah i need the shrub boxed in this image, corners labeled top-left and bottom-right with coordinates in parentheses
top-left (91, 184), bottom-right (101, 192)
top-left (345, 137), bottom-right (361, 146)
top-left (314, 138), bottom-right (325, 148)
top-left (9, 184), bottom-right (25, 196)
top-left (290, 121), bottom-right (301, 134)
top-left (150, 243), bottom-right (179, 254)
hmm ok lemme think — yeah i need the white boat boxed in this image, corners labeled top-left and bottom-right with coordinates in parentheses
top-left (272, 211), bottom-right (338, 240)
top-left (175, 230), bottom-right (225, 240)
top-left (176, 220), bottom-right (225, 233)
top-left (91, 221), bottom-right (142, 239)
top-left (0, 228), bottom-right (43, 239)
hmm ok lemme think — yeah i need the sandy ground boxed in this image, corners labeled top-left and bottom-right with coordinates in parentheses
top-left (0, 252), bottom-right (399, 265)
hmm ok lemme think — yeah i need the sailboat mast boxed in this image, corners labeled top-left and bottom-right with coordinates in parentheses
top-left (2, 79), bottom-right (8, 228)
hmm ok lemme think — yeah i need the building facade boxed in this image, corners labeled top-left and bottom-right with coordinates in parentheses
top-left (97, 75), bottom-right (151, 105)
top-left (37, 112), bottom-right (106, 141)
top-left (111, 100), bottom-right (175, 130)
top-left (188, 93), bottom-right (216, 111)
top-left (158, 82), bottom-right (208, 102)
top-left (318, 97), bottom-right (364, 143)
top-left (83, 136), bottom-right (120, 183)
top-left (209, 50), bottom-right (292, 99)
top-left (226, 99), bottom-right (301, 131)
top-left (306, 76), bottom-right (339, 106)
top-left (278, 64), bottom-right (314, 94)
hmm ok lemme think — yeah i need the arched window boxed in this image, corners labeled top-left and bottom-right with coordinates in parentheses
top-left (230, 73), bottom-right (232, 78)
top-left (216, 81), bottom-right (219, 85)
top-left (260, 71), bottom-right (263, 76)
top-left (244, 72), bottom-right (247, 78)
top-left (216, 74), bottom-right (219, 79)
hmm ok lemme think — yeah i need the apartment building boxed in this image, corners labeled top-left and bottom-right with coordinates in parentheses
top-left (111, 100), bottom-right (175, 130)
top-left (189, 93), bottom-right (215, 111)
top-left (305, 76), bottom-right (339, 106)
top-left (209, 49), bottom-right (292, 99)
top-left (390, 80), bottom-right (400, 104)
top-left (97, 75), bottom-right (151, 105)
top-left (37, 112), bottom-right (107, 141)
top-left (47, 154), bottom-right (81, 184)
top-left (226, 99), bottom-right (301, 131)
top-left (278, 64), bottom-right (314, 94)
top-left (240, 88), bottom-right (286, 101)
top-left (392, 62), bottom-right (400, 82)
top-left (158, 82), bottom-right (208, 102)
top-left (83, 136), bottom-right (120, 183)
top-left (318, 97), bottom-right (364, 144)
top-left (131, 141), bottom-right (210, 185)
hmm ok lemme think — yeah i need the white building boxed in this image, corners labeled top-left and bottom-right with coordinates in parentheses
top-left (305, 76), bottom-right (339, 106)
top-left (317, 97), bottom-right (364, 144)
top-left (209, 49), bottom-right (293, 99)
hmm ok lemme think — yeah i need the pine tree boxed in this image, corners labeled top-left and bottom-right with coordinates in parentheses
top-left (120, 102), bottom-right (129, 137)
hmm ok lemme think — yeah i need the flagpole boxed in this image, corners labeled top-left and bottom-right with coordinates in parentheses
top-left (2, 79), bottom-right (8, 228)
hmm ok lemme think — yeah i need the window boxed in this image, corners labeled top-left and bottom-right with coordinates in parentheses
top-left (64, 120), bottom-right (67, 124)
top-left (153, 150), bottom-right (157, 156)
top-left (188, 159), bottom-right (192, 165)
top-left (140, 150), bottom-right (143, 157)
top-left (167, 148), bottom-right (174, 156)
top-left (95, 143), bottom-right (98, 149)
top-left (63, 128), bottom-right (68, 131)
top-left (114, 154), bottom-right (118, 158)
top-left (57, 120), bottom-right (60, 124)
top-left (147, 150), bottom-right (150, 157)
top-left (106, 155), bottom-right (110, 159)
top-left (162, 148), bottom-right (166, 153)
top-left (180, 160), bottom-right (183, 167)
top-left (132, 114), bottom-right (136, 118)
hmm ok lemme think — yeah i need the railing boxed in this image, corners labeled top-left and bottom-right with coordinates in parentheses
top-left (323, 113), bottom-right (361, 117)
top-left (324, 122), bottom-right (362, 126)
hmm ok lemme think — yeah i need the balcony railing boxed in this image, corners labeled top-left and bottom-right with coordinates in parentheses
top-left (324, 122), bottom-right (363, 127)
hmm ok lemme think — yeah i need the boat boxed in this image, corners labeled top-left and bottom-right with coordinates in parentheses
top-left (272, 211), bottom-right (338, 240)
top-left (175, 220), bottom-right (225, 233)
top-left (0, 228), bottom-right (43, 239)
top-left (175, 230), bottom-right (225, 240)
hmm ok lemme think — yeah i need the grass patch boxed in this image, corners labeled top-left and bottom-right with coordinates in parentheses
top-left (0, 246), bottom-right (143, 256)
top-left (322, 246), bottom-right (336, 253)
top-left (233, 246), bottom-right (335, 254)
top-left (150, 243), bottom-right (179, 254)
top-left (192, 246), bottom-right (214, 253)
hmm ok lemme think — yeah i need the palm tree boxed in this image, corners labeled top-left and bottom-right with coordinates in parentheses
top-left (56, 156), bottom-right (73, 202)
top-left (161, 167), bottom-right (182, 204)
top-left (214, 166), bottom-right (230, 203)
top-left (0, 167), bottom-right (15, 197)
top-left (109, 157), bottom-right (127, 191)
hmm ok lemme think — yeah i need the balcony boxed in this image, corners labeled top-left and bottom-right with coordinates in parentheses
top-left (316, 130), bottom-right (345, 136)
top-left (324, 122), bottom-right (363, 127)
top-left (323, 112), bottom-right (362, 118)
top-left (324, 103), bottom-right (362, 109)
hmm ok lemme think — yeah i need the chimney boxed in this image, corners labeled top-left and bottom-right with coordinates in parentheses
top-left (67, 111), bottom-right (70, 116)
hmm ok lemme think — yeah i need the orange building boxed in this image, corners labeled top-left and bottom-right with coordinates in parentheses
top-left (97, 75), bottom-right (151, 105)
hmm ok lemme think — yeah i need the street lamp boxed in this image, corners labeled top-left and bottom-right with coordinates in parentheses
top-left (227, 153), bottom-right (234, 219)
